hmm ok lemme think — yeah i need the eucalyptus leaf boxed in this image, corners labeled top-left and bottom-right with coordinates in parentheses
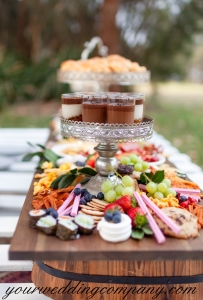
top-left (50, 174), bottom-right (67, 189)
top-left (131, 229), bottom-right (144, 240)
top-left (152, 170), bottom-right (164, 183)
top-left (22, 151), bottom-right (43, 162)
top-left (80, 177), bottom-right (91, 185)
top-left (79, 167), bottom-right (97, 176)
top-left (58, 174), bottom-right (76, 189)
top-left (43, 149), bottom-right (61, 167)
top-left (27, 142), bottom-right (35, 148)
top-left (142, 226), bottom-right (153, 235)
top-left (70, 168), bottom-right (78, 175)
top-left (36, 143), bottom-right (46, 150)
top-left (140, 172), bottom-right (154, 184)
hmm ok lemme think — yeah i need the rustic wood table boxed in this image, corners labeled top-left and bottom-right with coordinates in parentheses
top-left (9, 178), bottom-right (203, 300)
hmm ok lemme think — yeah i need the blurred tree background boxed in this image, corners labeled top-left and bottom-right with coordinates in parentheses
top-left (0, 0), bottom-right (203, 109)
top-left (0, 0), bottom-right (203, 166)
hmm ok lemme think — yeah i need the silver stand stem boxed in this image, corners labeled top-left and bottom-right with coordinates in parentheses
top-left (94, 142), bottom-right (119, 177)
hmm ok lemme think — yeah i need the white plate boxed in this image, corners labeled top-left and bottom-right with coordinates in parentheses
top-left (51, 142), bottom-right (83, 157)
top-left (148, 154), bottom-right (166, 166)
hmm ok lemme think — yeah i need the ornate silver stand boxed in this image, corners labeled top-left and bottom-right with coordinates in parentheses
top-left (60, 116), bottom-right (154, 194)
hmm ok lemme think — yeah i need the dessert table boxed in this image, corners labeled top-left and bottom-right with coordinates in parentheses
top-left (9, 135), bottom-right (203, 300)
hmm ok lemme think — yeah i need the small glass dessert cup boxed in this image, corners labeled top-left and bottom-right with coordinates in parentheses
top-left (82, 94), bottom-right (108, 123)
top-left (61, 94), bottom-right (82, 121)
top-left (134, 93), bottom-right (145, 123)
top-left (107, 95), bottom-right (135, 124)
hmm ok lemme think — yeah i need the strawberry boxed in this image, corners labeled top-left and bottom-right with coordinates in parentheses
top-left (115, 195), bottom-right (133, 213)
top-left (104, 203), bottom-right (124, 214)
top-left (127, 207), bottom-right (148, 228)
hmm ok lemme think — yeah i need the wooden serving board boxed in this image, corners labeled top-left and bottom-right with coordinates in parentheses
top-left (9, 177), bottom-right (203, 261)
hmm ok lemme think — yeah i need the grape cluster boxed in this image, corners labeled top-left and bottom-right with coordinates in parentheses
top-left (120, 154), bottom-right (150, 172)
top-left (146, 178), bottom-right (176, 199)
top-left (101, 175), bottom-right (134, 203)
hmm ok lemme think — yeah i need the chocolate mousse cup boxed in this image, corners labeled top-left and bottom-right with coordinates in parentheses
top-left (61, 94), bottom-right (82, 121)
top-left (107, 96), bottom-right (135, 124)
top-left (82, 95), bottom-right (107, 123)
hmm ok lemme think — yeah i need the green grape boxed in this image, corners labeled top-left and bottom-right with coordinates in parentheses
top-left (157, 182), bottom-right (167, 193)
top-left (101, 180), bottom-right (113, 193)
top-left (120, 157), bottom-right (131, 165)
top-left (129, 154), bottom-right (139, 163)
top-left (142, 161), bottom-right (150, 171)
top-left (114, 184), bottom-right (124, 195)
top-left (162, 178), bottom-right (171, 188)
top-left (147, 193), bottom-right (154, 198)
top-left (122, 187), bottom-right (134, 196)
top-left (146, 182), bottom-right (157, 194)
top-left (105, 190), bottom-right (117, 203)
top-left (165, 188), bottom-right (176, 197)
top-left (134, 163), bottom-right (143, 172)
top-left (154, 191), bottom-right (164, 199)
top-left (122, 175), bottom-right (133, 187)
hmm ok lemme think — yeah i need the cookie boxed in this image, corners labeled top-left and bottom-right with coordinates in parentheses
top-left (153, 207), bottom-right (199, 239)
top-left (87, 202), bottom-right (104, 211)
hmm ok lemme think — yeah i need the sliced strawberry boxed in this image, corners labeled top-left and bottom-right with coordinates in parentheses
top-left (127, 207), bottom-right (148, 228)
top-left (104, 203), bottom-right (124, 214)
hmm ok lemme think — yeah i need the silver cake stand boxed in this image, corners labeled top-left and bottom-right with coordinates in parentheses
top-left (61, 116), bottom-right (154, 194)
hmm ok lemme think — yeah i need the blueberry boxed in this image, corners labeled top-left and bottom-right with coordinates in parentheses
top-left (112, 215), bottom-right (121, 224)
top-left (81, 188), bottom-right (88, 196)
top-left (75, 161), bottom-right (86, 167)
top-left (84, 193), bottom-right (93, 202)
top-left (92, 195), bottom-right (97, 199)
top-left (80, 197), bottom-right (87, 205)
top-left (113, 210), bottom-right (121, 216)
top-left (104, 212), bottom-right (113, 222)
top-left (74, 188), bottom-right (81, 196)
top-left (97, 192), bottom-right (104, 200)
top-left (179, 195), bottom-right (187, 203)
top-left (46, 208), bottom-right (58, 219)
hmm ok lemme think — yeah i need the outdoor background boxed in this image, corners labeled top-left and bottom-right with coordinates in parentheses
top-left (0, 0), bottom-right (203, 168)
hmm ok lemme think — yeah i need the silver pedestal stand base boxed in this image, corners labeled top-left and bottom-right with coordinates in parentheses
top-left (61, 117), bottom-right (154, 194)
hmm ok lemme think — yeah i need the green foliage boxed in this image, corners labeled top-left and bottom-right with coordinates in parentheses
top-left (0, 48), bottom-right (80, 110)
top-left (119, 0), bottom-right (203, 80)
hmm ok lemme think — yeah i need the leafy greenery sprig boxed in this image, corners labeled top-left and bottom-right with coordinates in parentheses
top-left (140, 170), bottom-right (164, 185)
top-left (22, 143), bottom-right (62, 169)
top-left (50, 167), bottom-right (97, 189)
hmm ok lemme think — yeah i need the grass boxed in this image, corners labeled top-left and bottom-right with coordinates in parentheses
top-left (0, 82), bottom-right (203, 169)
top-left (148, 100), bottom-right (203, 169)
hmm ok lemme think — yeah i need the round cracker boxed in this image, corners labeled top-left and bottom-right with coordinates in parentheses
top-left (87, 202), bottom-right (104, 211)
top-left (81, 208), bottom-right (104, 216)
top-left (92, 199), bottom-right (108, 206)
top-left (79, 205), bottom-right (96, 211)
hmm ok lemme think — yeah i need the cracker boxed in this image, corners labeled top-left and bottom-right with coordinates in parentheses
top-left (92, 199), bottom-right (108, 206)
top-left (87, 202), bottom-right (104, 211)
top-left (81, 208), bottom-right (104, 216)
top-left (79, 205), bottom-right (96, 210)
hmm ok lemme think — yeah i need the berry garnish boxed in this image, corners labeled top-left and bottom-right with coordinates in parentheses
top-left (104, 212), bottom-right (113, 222)
top-left (81, 188), bottom-right (88, 196)
top-left (84, 193), bottom-right (93, 202)
top-left (75, 161), bottom-right (86, 167)
top-left (74, 188), bottom-right (81, 196)
top-left (97, 192), bottom-right (104, 200)
top-left (46, 207), bottom-right (58, 219)
top-left (112, 214), bottom-right (121, 223)
top-left (80, 197), bottom-right (87, 205)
